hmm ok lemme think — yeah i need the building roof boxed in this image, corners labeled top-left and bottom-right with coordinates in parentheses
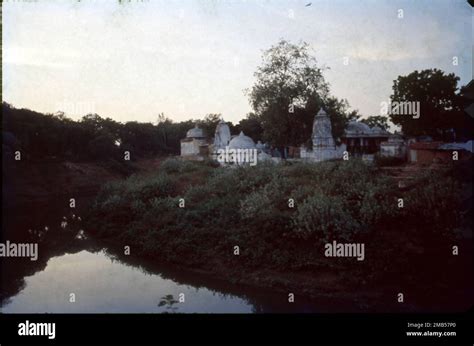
top-left (344, 121), bottom-right (390, 138)
top-left (186, 125), bottom-right (206, 138)
top-left (228, 131), bottom-right (256, 149)
top-left (438, 140), bottom-right (474, 153)
top-left (315, 108), bottom-right (328, 117)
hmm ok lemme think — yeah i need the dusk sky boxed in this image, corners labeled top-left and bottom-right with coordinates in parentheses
top-left (3, 0), bottom-right (472, 124)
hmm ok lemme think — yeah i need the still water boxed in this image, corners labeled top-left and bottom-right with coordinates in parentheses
top-left (1, 200), bottom-right (329, 313)
top-left (1, 250), bottom-right (255, 313)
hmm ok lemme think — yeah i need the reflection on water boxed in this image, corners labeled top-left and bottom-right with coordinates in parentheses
top-left (1, 250), bottom-right (254, 313)
top-left (7, 188), bottom-right (387, 314)
top-left (2, 200), bottom-right (333, 313)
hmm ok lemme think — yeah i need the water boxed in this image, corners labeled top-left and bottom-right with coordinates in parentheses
top-left (1, 200), bottom-right (331, 313)
top-left (1, 250), bottom-right (255, 313)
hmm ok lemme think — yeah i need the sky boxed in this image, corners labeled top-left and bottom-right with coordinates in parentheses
top-left (2, 0), bottom-right (472, 124)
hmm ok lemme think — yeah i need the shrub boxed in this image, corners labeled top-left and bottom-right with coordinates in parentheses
top-left (291, 192), bottom-right (361, 243)
top-left (404, 173), bottom-right (463, 237)
top-left (160, 158), bottom-right (195, 173)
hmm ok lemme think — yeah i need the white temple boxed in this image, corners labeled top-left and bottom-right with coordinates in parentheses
top-left (300, 108), bottom-right (346, 162)
top-left (180, 124), bottom-right (209, 159)
top-left (213, 119), bottom-right (231, 150)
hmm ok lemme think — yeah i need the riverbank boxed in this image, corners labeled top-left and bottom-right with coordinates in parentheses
top-left (85, 158), bottom-right (473, 312)
top-left (2, 157), bottom-right (169, 209)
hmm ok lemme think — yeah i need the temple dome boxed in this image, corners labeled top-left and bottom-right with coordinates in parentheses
top-left (228, 131), bottom-right (256, 149)
top-left (370, 125), bottom-right (388, 135)
top-left (186, 125), bottom-right (205, 138)
top-left (345, 121), bottom-right (372, 135)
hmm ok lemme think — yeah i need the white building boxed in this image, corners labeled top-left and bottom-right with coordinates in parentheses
top-left (300, 108), bottom-right (346, 162)
top-left (180, 125), bottom-right (209, 159)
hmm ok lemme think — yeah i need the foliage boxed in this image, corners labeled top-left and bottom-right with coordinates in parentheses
top-left (389, 69), bottom-right (473, 140)
top-left (1, 103), bottom-right (235, 161)
top-left (158, 294), bottom-right (179, 313)
top-left (247, 40), bottom-right (360, 146)
top-left (86, 159), bottom-right (466, 275)
top-left (236, 112), bottom-right (264, 142)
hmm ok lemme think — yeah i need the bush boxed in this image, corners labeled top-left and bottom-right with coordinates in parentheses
top-left (404, 173), bottom-right (463, 238)
top-left (291, 192), bottom-right (361, 243)
top-left (86, 157), bottom-right (469, 279)
top-left (160, 158), bottom-right (194, 173)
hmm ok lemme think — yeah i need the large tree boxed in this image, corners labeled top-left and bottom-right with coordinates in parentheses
top-left (248, 40), bottom-right (356, 146)
top-left (198, 113), bottom-right (222, 139)
top-left (389, 69), bottom-right (471, 140)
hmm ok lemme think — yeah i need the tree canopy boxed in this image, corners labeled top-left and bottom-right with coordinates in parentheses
top-left (389, 68), bottom-right (473, 140)
top-left (247, 39), bottom-right (358, 146)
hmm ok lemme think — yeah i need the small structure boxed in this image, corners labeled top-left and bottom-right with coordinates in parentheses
top-left (300, 108), bottom-right (346, 162)
top-left (408, 141), bottom-right (450, 164)
top-left (408, 140), bottom-right (473, 164)
top-left (379, 133), bottom-right (407, 159)
top-left (341, 121), bottom-right (390, 155)
top-left (218, 131), bottom-right (265, 166)
top-left (180, 124), bottom-right (209, 159)
top-left (438, 140), bottom-right (474, 154)
top-left (228, 131), bottom-right (256, 150)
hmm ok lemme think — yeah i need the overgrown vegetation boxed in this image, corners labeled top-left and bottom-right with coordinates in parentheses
top-left (86, 159), bottom-right (470, 291)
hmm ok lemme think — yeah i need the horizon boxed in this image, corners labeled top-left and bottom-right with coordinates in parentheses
top-left (3, 0), bottom-right (472, 124)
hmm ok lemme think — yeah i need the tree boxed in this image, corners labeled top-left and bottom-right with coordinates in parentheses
top-left (247, 40), bottom-right (330, 146)
top-left (237, 113), bottom-right (264, 142)
top-left (158, 294), bottom-right (179, 313)
top-left (248, 40), bottom-right (358, 147)
top-left (199, 113), bottom-right (222, 139)
top-left (389, 69), bottom-right (467, 139)
top-left (360, 115), bottom-right (390, 130)
top-left (455, 82), bottom-right (474, 140)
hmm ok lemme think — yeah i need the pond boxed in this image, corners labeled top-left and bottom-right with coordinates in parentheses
top-left (1, 200), bottom-right (334, 313)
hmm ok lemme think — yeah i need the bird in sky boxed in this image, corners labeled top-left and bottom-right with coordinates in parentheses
top-left (305, 2), bottom-right (312, 6)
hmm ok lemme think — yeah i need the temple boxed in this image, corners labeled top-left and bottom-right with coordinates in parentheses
top-left (300, 108), bottom-right (346, 162)
top-left (180, 124), bottom-right (209, 160)
top-left (180, 109), bottom-right (406, 163)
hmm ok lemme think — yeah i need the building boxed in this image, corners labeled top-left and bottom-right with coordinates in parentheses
top-left (180, 125), bottom-right (209, 159)
top-left (228, 131), bottom-right (257, 150)
top-left (300, 108), bottom-right (346, 162)
top-left (408, 140), bottom-right (473, 164)
top-left (213, 119), bottom-right (231, 150)
top-left (379, 133), bottom-right (407, 159)
top-left (341, 121), bottom-right (390, 155)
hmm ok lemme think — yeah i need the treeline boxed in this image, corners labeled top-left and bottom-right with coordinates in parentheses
top-left (1, 103), bottom-right (263, 162)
